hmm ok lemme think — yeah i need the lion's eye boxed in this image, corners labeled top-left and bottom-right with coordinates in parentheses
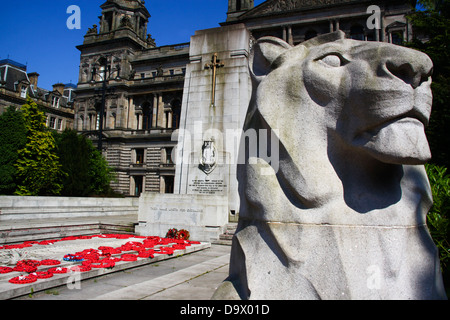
top-left (319, 54), bottom-right (348, 67)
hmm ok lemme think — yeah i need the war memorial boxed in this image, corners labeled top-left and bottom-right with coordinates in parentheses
top-left (0, 0), bottom-right (447, 301)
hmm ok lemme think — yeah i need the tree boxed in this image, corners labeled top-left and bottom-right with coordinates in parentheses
top-left (55, 129), bottom-right (93, 196)
top-left (14, 98), bottom-right (64, 196)
top-left (54, 129), bottom-right (115, 197)
top-left (407, 0), bottom-right (450, 168)
top-left (0, 106), bottom-right (27, 194)
top-left (88, 142), bottom-right (115, 196)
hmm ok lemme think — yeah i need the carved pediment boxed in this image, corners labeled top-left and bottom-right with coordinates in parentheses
top-left (242, 0), bottom-right (361, 18)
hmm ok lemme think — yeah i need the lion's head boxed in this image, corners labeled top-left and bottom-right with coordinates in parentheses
top-left (242, 31), bottom-right (434, 214)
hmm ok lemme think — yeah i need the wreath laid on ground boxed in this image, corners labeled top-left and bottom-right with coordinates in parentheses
top-left (63, 254), bottom-right (84, 262)
top-left (177, 229), bottom-right (190, 240)
top-left (40, 260), bottom-right (61, 266)
top-left (165, 228), bottom-right (178, 239)
top-left (48, 267), bottom-right (68, 274)
top-left (9, 274), bottom-right (37, 284)
top-left (165, 228), bottom-right (190, 240)
top-left (0, 267), bottom-right (13, 274)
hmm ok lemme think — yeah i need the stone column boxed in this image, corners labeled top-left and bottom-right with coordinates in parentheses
top-left (112, 12), bottom-right (117, 31)
top-left (168, 111), bottom-right (173, 129)
top-left (152, 94), bottom-right (158, 128)
top-left (157, 94), bottom-right (164, 128)
top-left (380, 15), bottom-right (385, 42)
top-left (287, 26), bottom-right (293, 45)
top-left (127, 96), bottom-right (133, 129)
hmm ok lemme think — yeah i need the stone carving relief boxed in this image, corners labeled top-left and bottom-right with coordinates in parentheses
top-left (199, 140), bottom-right (217, 175)
top-left (213, 31), bottom-right (447, 300)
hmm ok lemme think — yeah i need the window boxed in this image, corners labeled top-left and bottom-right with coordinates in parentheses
top-left (57, 119), bottom-right (63, 130)
top-left (305, 29), bottom-right (318, 41)
top-left (164, 176), bottom-right (174, 194)
top-left (391, 32), bottom-right (404, 45)
top-left (171, 99), bottom-right (182, 129)
top-left (142, 102), bottom-right (153, 130)
top-left (20, 86), bottom-right (27, 98)
top-left (49, 117), bottom-right (56, 129)
top-left (52, 96), bottom-right (60, 108)
top-left (132, 176), bottom-right (143, 196)
top-left (135, 149), bottom-right (145, 164)
top-left (166, 148), bottom-right (174, 164)
top-left (236, 0), bottom-right (242, 11)
top-left (350, 25), bottom-right (365, 41)
top-left (141, 73), bottom-right (145, 79)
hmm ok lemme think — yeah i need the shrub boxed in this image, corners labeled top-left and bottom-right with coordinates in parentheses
top-left (425, 163), bottom-right (450, 287)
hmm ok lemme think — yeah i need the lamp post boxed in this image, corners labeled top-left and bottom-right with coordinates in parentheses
top-left (91, 55), bottom-right (121, 151)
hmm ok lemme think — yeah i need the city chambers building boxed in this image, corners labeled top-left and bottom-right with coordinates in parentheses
top-left (74, 0), bottom-right (416, 197)
top-left (0, 59), bottom-right (75, 132)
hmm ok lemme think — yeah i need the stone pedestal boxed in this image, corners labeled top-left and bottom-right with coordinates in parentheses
top-left (136, 193), bottom-right (228, 242)
top-left (137, 24), bottom-right (252, 242)
top-left (174, 23), bottom-right (252, 213)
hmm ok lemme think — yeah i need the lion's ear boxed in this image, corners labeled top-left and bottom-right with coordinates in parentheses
top-left (250, 37), bottom-right (291, 78)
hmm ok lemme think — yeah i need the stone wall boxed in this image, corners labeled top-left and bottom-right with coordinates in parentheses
top-left (0, 196), bottom-right (139, 221)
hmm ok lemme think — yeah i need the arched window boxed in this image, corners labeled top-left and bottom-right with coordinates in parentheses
top-left (305, 29), bottom-right (318, 41)
top-left (350, 25), bottom-right (365, 41)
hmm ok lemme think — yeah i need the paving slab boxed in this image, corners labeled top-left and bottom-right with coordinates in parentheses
top-left (93, 252), bottom-right (230, 300)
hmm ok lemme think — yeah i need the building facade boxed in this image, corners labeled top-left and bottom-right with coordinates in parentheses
top-left (74, 0), bottom-right (416, 197)
top-left (225, 0), bottom-right (414, 45)
top-left (75, 0), bottom-right (187, 196)
top-left (0, 59), bottom-right (75, 131)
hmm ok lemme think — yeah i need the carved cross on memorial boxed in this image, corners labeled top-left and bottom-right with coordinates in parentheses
top-left (205, 53), bottom-right (224, 108)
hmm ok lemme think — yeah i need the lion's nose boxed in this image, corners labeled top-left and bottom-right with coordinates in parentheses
top-left (385, 49), bottom-right (433, 89)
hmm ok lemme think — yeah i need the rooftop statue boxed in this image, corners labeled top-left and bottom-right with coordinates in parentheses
top-left (213, 31), bottom-right (447, 300)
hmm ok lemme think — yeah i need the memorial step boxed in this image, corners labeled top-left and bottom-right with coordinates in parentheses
top-left (0, 217), bottom-right (137, 245)
top-left (212, 223), bottom-right (237, 246)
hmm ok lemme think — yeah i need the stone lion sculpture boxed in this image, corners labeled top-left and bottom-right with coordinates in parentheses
top-left (213, 31), bottom-right (447, 300)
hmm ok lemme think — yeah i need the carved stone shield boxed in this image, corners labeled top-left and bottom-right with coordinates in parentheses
top-left (199, 140), bottom-right (217, 175)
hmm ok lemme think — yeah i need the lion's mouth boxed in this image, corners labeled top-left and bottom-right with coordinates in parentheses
top-left (357, 99), bottom-right (431, 141)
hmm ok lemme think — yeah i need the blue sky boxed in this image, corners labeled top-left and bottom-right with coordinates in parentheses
top-left (0, 0), bottom-right (265, 91)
